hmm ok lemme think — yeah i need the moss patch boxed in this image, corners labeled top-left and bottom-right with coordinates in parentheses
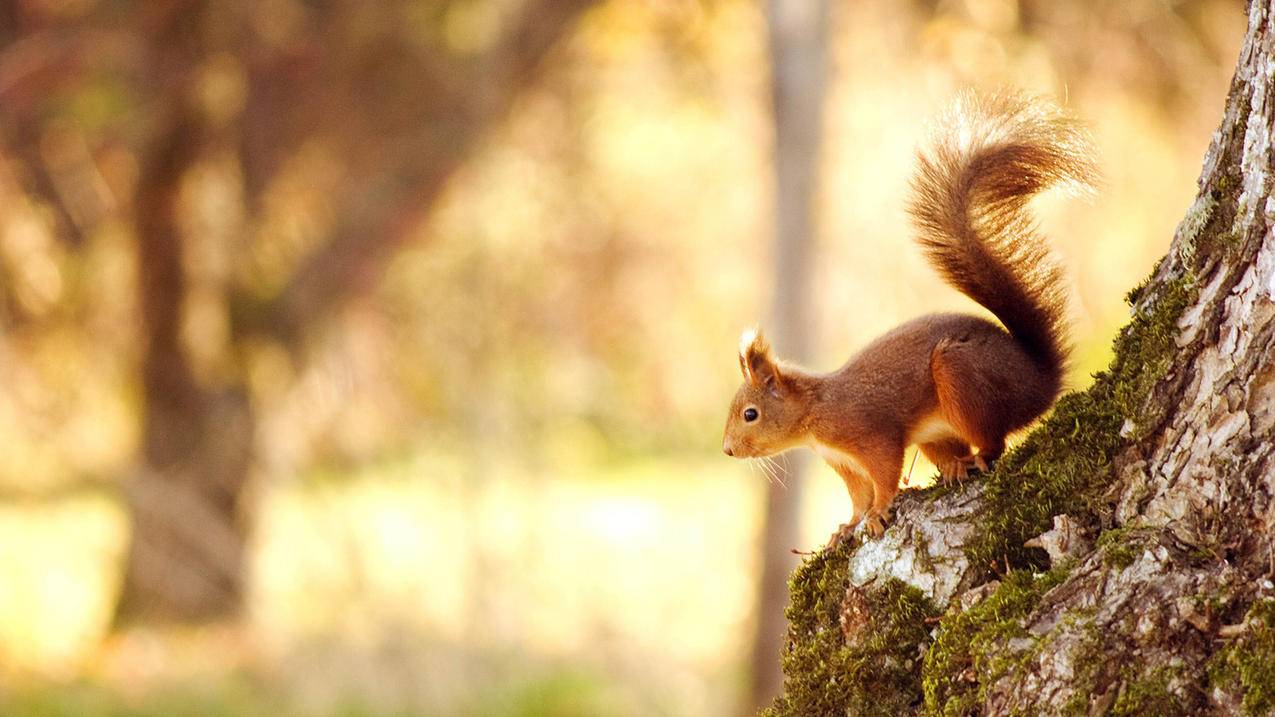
top-left (1108, 665), bottom-right (1185, 717)
top-left (1208, 599), bottom-right (1275, 716)
top-left (1095, 524), bottom-right (1155, 569)
top-left (921, 567), bottom-right (1069, 715)
top-left (961, 264), bottom-right (1196, 575)
top-left (762, 541), bottom-right (940, 717)
top-left (1055, 617), bottom-right (1107, 716)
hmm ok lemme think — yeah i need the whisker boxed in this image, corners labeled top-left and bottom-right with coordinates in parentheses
top-left (758, 457), bottom-right (780, 485)
top-left (754, 457), bottom-right (775, 483)
top-left (749, 458), bottom-right (774, 485)
top-left (772, 453), bottom-right (793, 487)
top-left (763, 455), bottom-right (788, 489)
top-left (759, 459), bottom-right (780, 482)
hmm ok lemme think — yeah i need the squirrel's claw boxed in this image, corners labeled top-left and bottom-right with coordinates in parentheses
top-left (824, 511), bottom-right (890, 550)
top-left (864, 513), bottom-right (887, 539)
top-left (821, 515), bottom-right (861, 548)
top-left (938, 453), bottom-right (990, 486)
top-left (825, 520), bottom-right (859, 550)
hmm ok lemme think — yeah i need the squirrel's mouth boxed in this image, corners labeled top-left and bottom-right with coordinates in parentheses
top-left (724, 439), bottom-right (762, 459)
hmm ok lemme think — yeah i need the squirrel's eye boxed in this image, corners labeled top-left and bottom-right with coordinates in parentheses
top-left (743, 407), bottom-right (759, 422)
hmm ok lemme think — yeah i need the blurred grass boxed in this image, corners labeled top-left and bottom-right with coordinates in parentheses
top-left (0, 452), bottom-right (814, 716)
top-left (0, 445), bottom-right (922, 715)
top-left (0, 432), bottom-right (1091, 716)
top-left (1, 679), bottom-right (288, 717)
top-left (1, 669), bottom-right (629, 717)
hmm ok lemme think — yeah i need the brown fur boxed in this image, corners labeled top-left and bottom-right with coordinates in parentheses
top-left (722, 91), bottom-right (1096, 544)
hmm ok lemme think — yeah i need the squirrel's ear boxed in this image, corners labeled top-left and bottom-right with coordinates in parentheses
top-left (739, 327), bottom-right (779, 387)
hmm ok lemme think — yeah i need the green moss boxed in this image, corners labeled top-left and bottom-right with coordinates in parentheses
top-left (763, 542), bottom-right (939, 717)
top-left (1173, 195), bottom-right (1216, 265)
top-left (1101, 543), bottom-right (1137, 569)
top-left (1192, 591), bottom-right (1231, 617)
top-left (1124, 276), bottom-right (1151, 306)
top-left (921, 567), bottom-right (1070, 715)
top-left (1208, 599), bottom-right (1275, 716)
top-left (1094, 525), bottom-right (1153, 569)
top-left (961, 265), bottom-right (1196, 575)
top-left (1109, 666), bottom-right (1184, 717)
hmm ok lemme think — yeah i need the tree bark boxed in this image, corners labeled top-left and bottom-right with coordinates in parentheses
top-left (749, 1), bottom-right (829, 713)
top-left (762, 2), bottom-right (1275, 714)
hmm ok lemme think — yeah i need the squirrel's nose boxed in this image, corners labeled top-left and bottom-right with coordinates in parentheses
top-left (723, 441), bottom-right (734, 457)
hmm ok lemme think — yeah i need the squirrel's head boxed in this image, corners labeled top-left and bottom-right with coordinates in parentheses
top-left (723, 328), bottom-right (811, 459)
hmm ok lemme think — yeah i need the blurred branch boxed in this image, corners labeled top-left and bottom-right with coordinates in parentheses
top-left (0, 8), bottom-right (175, 248)
top-left (0, 29), bottom-right (138, 102)
top-left (245, 0), bottom-right (600, 349)
top-left (237, 3), bottom-right (463, 216)
top-left (0, 121), bottom-right (88, 246)
top-left (0, 29), bottom-right (111, 249)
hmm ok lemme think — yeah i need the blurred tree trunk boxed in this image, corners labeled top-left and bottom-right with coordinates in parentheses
top-left (113, 0), bottom-right (599, 623)
top-left (748, 1), bottom-right (829, 713)
top-left (115, 1), bottom-right (253, 623)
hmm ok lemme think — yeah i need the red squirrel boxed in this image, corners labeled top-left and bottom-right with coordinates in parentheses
top-left (721, 91), bottom-right (1096, 545)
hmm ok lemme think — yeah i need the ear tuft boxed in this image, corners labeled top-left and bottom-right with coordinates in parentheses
top-left (738, 326), bottom-right (766, 358)
top-left (738, 326), bottom-right (774, 384)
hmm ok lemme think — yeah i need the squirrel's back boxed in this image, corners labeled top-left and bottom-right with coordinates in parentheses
top-left (907, 91), bottom-right (1096, 381)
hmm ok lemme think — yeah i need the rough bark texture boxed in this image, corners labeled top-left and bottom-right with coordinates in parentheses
top-left (763, 3), bottom-right (1275, 715)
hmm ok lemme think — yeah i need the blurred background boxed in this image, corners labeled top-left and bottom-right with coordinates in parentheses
top-left (0, 0), bottom-right (1245, 715)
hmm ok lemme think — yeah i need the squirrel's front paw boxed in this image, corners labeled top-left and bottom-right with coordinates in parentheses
top-left (825, 513), bottom-right (889, 549)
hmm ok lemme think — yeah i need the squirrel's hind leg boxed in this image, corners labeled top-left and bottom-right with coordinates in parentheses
top-left (930, 337), bottom-right (1010, 467)
top-left (920, 439), bottom-right (975, 484)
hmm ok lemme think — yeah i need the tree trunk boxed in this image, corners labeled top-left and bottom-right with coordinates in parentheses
top-left (117, 91), bottom-right (256, 622)
top-left (749, 1), bottom-right (829, 713)
top-left (113, 3), bottom-right (255, 624)
top-left (762, 2), bottom-right (1275, 715)
top-left (117, 393), bottom-right (254, 623)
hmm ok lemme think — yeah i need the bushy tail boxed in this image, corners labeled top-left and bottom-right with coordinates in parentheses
top-left (908, 90), bottom-right (1096, 379)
